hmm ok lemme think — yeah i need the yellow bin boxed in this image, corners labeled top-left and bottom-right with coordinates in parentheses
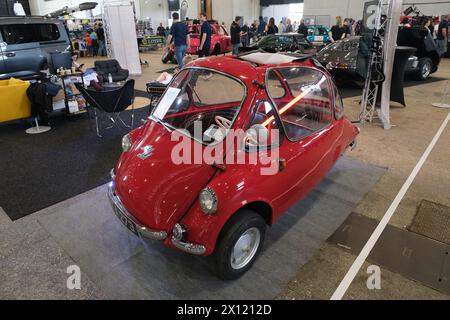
top-left (0, 78), bottom-right (31, 123)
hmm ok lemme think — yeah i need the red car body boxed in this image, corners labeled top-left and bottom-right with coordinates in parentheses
top-left (109, 53), bottom-right (359, 279)
top-left (162, 23), bottom-right (231, 63)
top-left (186, 23), bottom-right (231, 55)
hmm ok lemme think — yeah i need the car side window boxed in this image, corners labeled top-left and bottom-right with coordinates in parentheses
top-left (278, 36), bottom-right (293, 46)
top-left (245, 100), bottom-right (281, 150)
top-left (267, 67), bottom-right (332, 141)
top-left (267, 70), bottom-right (286, 99)
top-left (0, 24), bottom-right (60, 45)
top-left (333, 83), bottom-right (344, 120)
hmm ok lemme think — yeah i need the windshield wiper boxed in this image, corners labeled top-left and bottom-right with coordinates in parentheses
top-left (150, 115), bottom-right (173, 132)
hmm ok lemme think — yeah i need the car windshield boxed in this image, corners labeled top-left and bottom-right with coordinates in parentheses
top-left (151, 68), bottom-right (246, 145)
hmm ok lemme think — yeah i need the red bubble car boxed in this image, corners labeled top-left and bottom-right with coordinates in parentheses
top-left (162, 22), bottom-right (231, 64)
top-left (109, 52), bottom-right (359, 279)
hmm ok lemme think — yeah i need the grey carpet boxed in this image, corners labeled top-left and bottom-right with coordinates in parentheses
top-left (35, 157), bottom-right (386, 299)
top-left (0, 107), bottom-right (150, 220)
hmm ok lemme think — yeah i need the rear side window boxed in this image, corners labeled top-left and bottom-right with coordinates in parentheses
top-left (1, 24), bottom-right (61, 45)
top-left (267, 67), bottom-right (332, 141)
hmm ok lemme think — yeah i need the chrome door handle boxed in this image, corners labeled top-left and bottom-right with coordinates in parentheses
top-left (5, 52), bottom-right (15, 57)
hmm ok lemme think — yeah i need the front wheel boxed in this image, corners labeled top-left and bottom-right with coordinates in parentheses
top-left (213, 44), bottom-right (221, 56)
top-left (414, 57), bottom-right (432, 81)
top-left (161, 50), bottom-right (173, 64)
top-left (215, 210), bottom-right (266, 280)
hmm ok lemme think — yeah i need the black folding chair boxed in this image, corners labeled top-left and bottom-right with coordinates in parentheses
top-left (75, 79), bottom-right (135, 137)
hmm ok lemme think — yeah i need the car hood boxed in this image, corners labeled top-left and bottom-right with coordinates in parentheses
top-left (114, 120), bottom-right (217, 232)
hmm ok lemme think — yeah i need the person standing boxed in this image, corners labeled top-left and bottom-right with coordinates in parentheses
top-left (241, 22), bottom-right (249, 47)
top-left (329, 16), bottom-right (346, 42)
top-left (343, 18), bottom-right (352, 38)
top-left (421, 17), bottom-right (431, 34)
top-left (198, 12), bottom-right (212, 58)
top-left (166, 12), bottom-right (190, 69)
top-left (157, 23), bottom-right (166, 37)
top-left (90, 29), bottom-right (98, 57)
top-left (257, 16), bottom-right (266, 35)
top-left (298, 19), bottom-right (308, 38)
top-left (278, 20), bottom-right (286, 33)
top-left (96, 23), bottom-right (106, 56)
top-left (293, 21), bottom-right (299, 33)
top-left (436, 15), bottom-right (449, 57)
top-left (230, 17), bottom-right (242, 55)
top-left (285, 19), bottom-right (293, 33)
top-left (266, 17), bottom-right (278, 35)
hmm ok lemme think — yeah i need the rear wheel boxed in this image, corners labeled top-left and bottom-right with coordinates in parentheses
top-left (215, 210), bottom-right (266, 280)
top-left (213, 43), bottom-right (221, 56)
top-left (161, 50), bottom-right (173, 64)
top-left (414, 57), bottom-right (432, 81)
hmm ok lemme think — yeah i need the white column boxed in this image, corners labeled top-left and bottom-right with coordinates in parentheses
top-left (104, 3), bottom-right (142, 76)
top-left (379, 0), bottom-right (403, 130)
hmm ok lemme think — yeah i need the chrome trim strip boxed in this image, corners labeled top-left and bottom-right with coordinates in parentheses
top-left (171, 236), bottom-right (206, 255)
top-left (107, 182), bottom-right (167, 241)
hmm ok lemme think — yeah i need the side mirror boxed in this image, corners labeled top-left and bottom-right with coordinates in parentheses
top-left (245, 124), bottom-right (269, 149)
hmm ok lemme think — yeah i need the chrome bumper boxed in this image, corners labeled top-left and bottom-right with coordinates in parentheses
top-left (171, 236), bottom-right (206, 255)
top-left (107, 182), bottom-right (167, 241)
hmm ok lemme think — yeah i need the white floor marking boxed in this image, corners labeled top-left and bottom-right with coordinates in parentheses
top-left (331, 111), bottom-right (450, 300)
top-left (0, 206), bottom-right (12, 225)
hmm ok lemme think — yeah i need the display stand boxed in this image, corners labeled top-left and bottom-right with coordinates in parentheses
top-left (432, 81), bottom-right (450, 109)
top-left (25, 118), bottom-right (51, 135)
top-left (58, 72), bottom-right (87, 115)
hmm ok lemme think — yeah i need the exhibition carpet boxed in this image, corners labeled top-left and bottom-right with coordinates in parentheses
top-left (0, 105), bottom-right (150, 221)
top-left (18, 157), bottom-right (384, 299)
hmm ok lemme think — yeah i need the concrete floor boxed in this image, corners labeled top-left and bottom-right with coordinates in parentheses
top-left (281, 58), bottom-right (450, 299)
top-left (2, 50), bottom-right (449, 300)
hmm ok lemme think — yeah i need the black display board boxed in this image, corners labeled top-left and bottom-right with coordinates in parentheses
top-left (260, 0), bottom-right (303, 6)
top-left (0, 0), bottom-right (30, 16)
top-left (168, 0), bottom-right (180, 11)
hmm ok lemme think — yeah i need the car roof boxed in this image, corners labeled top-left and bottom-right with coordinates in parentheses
top-left (0, 16), bottom-right (61, 24)
top-left (188, 53), bottom-right (314, 86)
top-left (188, 56), bottom-right (257, 85)
top-left (272, 33), bottom-right (304, 36)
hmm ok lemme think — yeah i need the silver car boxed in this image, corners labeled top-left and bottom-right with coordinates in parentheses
top-left (0, 16), bottom-right (71, 80)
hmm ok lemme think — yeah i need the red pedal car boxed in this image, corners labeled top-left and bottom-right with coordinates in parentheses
top-left (162, 22), bottom-right (231, 64)
top-left (109, 52), bottom-right (359, 279)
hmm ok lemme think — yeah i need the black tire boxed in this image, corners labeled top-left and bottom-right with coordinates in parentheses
top-left (213, 44), bottom-right (221, 56)
top-left (161, 51), bottom-right (173, 64)
top-left (414, 57), bottom-right (432, 81)
top-left (215, 210), bottom-right (266, 280)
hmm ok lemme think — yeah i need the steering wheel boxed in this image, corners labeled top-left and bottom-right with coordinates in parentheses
top-left (215, 116), bottom-right (232, 130)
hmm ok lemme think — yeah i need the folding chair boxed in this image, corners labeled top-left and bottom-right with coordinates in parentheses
top-left (75, 79), bottom-right (135, 137)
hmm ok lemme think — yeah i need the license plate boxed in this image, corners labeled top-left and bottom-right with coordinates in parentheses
top-left (113, 205), bottom-right (139, 236)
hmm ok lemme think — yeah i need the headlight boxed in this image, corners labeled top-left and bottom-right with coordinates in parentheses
top-left (199, 187), bottom-right (218, 215)
top-left (122, 134), bottom-right (133, 152)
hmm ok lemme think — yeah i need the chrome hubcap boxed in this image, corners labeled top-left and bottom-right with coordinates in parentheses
top-left (230, 227), bottom-right (261, 270)
top-left (422, 62), bottom-right (431, 78)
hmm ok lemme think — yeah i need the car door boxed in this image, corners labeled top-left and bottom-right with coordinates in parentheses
top-left (265, 66), bottom-right (338, 216)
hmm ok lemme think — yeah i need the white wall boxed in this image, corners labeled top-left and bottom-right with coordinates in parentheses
top-left (139, 0), bottom-right (169, 25)
top-left (262, 3), bottom-right (304, 25)
top-left (213, 0), bottom-right (260, 26)
top-left (304, 0), bottom-right (450, 26)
